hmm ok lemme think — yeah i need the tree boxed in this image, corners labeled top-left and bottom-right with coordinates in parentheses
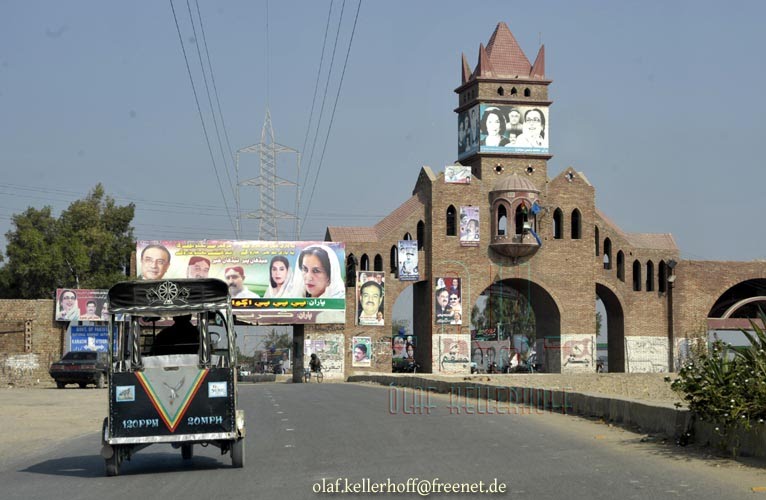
top-left (264, 328), bottom-right (291, 351)
top-left (0, 184), bottom-right (135, 298)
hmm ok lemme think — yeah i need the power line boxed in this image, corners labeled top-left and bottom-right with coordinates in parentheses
top-left (300, 0), bottom-right (334, 159)
top-left (301, 0), bottom-right (346, 194)
top-left (191, 0), bottom-right (237, 199)
top-left (169, 0), bottom-right (237, 236)
top-left (300, 0), bottom-right (361, 233)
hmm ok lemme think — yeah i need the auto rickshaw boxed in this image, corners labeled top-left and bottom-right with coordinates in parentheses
top-left (100, 279), bottom-right (245, 476)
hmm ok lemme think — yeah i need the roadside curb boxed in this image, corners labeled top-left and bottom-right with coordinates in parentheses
top-left (349, 374), bottom-right (691, 440)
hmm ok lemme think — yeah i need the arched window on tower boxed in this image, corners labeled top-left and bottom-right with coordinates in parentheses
top-left (658, 260), bottom-right (667, 293)
top-left (511, 87), bottom-right (518, 96)
top-left (390, 246), bottom-right (398, 275)
top-left (524, 88), bottom-right (531, 97)
top-left (646, 260), bottom-right (655, 292)
top-left (360, 254), bottom-right (369, 271)
top-left (594, 226), bottom-right (600, 256)
top-left (553, 208), bottom-right (563, 239)
top-left (617, 251), bottom-right (625, 282)
top-left (374, 254), bottom-right (383, 272)
top-left (403, 232), bottom-right (412, 240)
top-left (571, 209), bottom-right (582, 239)
top-left (603, 238), bottom-right (612, 269)
top-left (514, 203), bottom-right (529, 235)
top-left (497, 86), bottom-right (504, 96)
top-left (446, 205), bottom-right (457, 236)
top-left (632, 260), bottom-right (642, 291)
top-left (417, 220), bottom-right (425, 250)
top-left (346, 254), bottom-right (357, 287)
top-left (497, 204), bottom-right (508, 236)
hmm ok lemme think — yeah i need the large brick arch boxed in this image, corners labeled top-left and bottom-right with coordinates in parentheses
top-left (595, 281), bottom-right (626, 373)
top-left (470, 278), bottom-right (562, 341)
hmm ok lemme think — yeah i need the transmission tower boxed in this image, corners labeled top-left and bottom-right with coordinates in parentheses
top-left (235, 108), bottom-right (301, 240)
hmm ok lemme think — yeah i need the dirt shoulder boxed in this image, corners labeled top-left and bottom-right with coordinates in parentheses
top-left (0, 383), bottom-right (106, 469)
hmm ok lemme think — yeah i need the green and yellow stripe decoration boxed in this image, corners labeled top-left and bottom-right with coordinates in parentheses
top-left (136, 368), bottom-right (209, 432)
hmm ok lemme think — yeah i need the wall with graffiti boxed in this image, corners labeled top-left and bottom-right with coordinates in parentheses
top-left (304, 333), bottom-right (345, 378)
top-left (626, 336), bottom-right (668, 373)
top-left (560, 334), bottom-right (595, 373)
top-left (434, 334), bottom-right (471, 373)
top-left (470, 340), bottom-right (513, 372)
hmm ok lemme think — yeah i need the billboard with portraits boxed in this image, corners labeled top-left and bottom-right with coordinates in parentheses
top-left (445, 165), bottom-right (471, 184)
top-left (457, 104), bottom-right (480, 159)
top-left (477, 104), bottom-right (549, 155)
top-left (55, 288), bottom-right (110, 322)
top-left (434, 277), bottom-right (463, 325)
top-left (459, 206), bottom-right (480, 246)
top-left (397, 240), bottom-right (419, 281)
top-left (356, 271), bottom-right (385, 326)
top-left (136, 240), bottom-right (346, 324)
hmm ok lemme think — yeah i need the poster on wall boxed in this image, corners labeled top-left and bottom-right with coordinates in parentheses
top-left (478, 104), bottom-right (549, 155)
top-left (392, 335), bottom-right (417, 372)
top-left (352, 336), bottom-right (372, 367)
top-left (356, 272), bottom-right (385, 326)
top-left (397, 240), bottom-right (419, 281)
top-left (445, 165), bottom-right (471, 184)
top-left (55, 289), bottom-right (110, 322)
top-left (459, 206), bottom-right (480, 246)
top-left (457, 104), bottom-right (480, 159)
top-left (434, 277), bottom-right (462, 325)
top-left (136, 240), bottom-right (346, 324)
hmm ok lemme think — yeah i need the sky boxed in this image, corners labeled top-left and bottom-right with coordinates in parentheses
top-left (2, 0), bottom-right (766, 264)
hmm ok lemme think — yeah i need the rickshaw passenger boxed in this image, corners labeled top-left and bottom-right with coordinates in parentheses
top-left (151, 314), bottom-right (200, 355)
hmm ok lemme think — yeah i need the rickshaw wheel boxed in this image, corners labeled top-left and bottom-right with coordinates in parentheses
top-left (231, 438), bottom-right (245, 468)
top-left (105, 446), bottom-right (121, 476)
top-left (181, 444), bottom-right (193, 460)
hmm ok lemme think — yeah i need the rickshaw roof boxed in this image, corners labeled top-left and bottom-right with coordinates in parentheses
top-left (108, 279), bottom-right (231, 314)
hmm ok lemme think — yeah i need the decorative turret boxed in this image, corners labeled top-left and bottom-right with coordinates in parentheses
top-left (489, 173), bottom-right (541, 258)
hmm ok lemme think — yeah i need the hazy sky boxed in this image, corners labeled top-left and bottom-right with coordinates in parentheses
top-left (2, 0), bottom-right (765, 263)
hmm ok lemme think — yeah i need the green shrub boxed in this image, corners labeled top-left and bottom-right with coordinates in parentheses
top-left (669, 308), bottom-right (766, 434)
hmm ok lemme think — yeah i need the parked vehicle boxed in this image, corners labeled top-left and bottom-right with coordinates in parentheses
top-left (49, 351), bottom-right (108, 389)
top-left (100, 278), bottom-right (245, 476)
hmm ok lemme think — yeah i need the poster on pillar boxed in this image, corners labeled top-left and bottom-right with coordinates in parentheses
top-left (478, 104), bottom-right (549, 155)
top-left (457, 104), bottom-right (480, 159)
top-left (459, 206), bottom-right (480, 246)
top-left (397, 240), bottom-right (419, 281)
top-left (434, 277), bottom-right (462, 325)
top-left (352, 336), bottom-right (372, 367)
top-left (356, 272), bottom-right (385, 326)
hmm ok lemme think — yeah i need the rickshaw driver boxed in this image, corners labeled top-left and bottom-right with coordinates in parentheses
top-left (151, 315), bottom-right (200, 355)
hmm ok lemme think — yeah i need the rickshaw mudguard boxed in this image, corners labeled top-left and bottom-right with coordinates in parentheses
top-left (107, 366), bottom-right (236, 444)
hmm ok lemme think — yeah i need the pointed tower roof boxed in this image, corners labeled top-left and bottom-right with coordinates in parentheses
top-left (466, 22), bottom-right (546, 82)
top-left (475, 43), bottom-right (496, 78)
top-left (461, 53), bottom-right (472, 84)
top-left (530, 45), bottom-right (545, 79)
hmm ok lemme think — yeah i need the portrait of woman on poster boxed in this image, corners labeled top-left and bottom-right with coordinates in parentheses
top-left (506, 107), bottom-right (524, 141)
top-left (461, 218), bottom-right (479, 241)
top-left (56, 289), bottom-right (80, 321)
top-left (264, 255), bottom-right (295, 298)
top-left (513, 108), bottom-right (547, 148)
top-left (297, 245), bottom-right (345, 298)
top-left (480, 107), bottom-right (509, 147)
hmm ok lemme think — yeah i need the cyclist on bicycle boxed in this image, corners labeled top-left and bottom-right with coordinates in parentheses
top-left (309, 353), bottom-right (322, 373)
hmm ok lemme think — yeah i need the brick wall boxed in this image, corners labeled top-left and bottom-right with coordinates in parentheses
top-left (0, 299), bottom-right (63, 386)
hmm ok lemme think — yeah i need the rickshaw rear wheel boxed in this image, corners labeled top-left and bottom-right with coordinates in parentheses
top-left (105, 446), bottom-right (121, 476)
top-left (78, 382), bottom-right (87, 389)
top-left (181, 443), bottom-right (193, 460)
top-left (231, 438), bottom-right (245, 468)
top-left (56, 381), bottom-right (66, 389)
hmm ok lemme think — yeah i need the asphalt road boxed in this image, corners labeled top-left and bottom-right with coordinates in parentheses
top-left (2, 382), bottom-right (766, 499)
